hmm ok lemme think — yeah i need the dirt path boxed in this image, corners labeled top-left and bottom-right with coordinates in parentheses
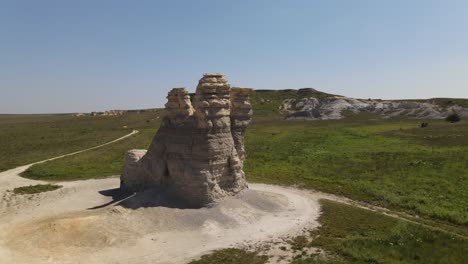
top-left (0, 130), bottom-right (139, 194)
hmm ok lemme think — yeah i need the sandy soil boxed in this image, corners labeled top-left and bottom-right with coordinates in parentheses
top-left (0, 130), bottom-right (346, 264)
top-left (0, 175), bottom-right (334, 264)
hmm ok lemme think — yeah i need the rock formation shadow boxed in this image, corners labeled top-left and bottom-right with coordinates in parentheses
top-left (90, 187), bottom-right (204, 210)
top-left (117, 187), bottom-right (206, 209)
top-left (87, 188), bottom-right (135, 210)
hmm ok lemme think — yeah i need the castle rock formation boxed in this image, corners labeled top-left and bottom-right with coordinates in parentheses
top-left (120, 74), bottom-right (253, 207)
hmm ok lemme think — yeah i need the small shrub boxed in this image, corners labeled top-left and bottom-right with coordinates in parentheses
top-left (445, 112), bottom-right (461, 123)
top-left (289, 236), bottom-right (309, 251)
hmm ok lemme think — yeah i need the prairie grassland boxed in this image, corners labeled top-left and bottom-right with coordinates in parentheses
top-left (0, 112), bottom-right (163, 172)
top-left (21, 128), bottom-right (156, 181)
top-left (245, 118), bottom-right (468, 226)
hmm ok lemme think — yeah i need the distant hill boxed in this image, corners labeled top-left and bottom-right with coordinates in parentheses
top-left (250, 88), bottom-right (468, 120)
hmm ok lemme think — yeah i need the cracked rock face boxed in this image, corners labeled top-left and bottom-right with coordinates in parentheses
top-left (120, 74), bottom-right (253, 207)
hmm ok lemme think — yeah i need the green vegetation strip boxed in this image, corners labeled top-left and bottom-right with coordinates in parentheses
top-left (13, 184), bottom-right (62, 195)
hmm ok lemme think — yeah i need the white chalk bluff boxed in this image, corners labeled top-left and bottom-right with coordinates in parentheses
top-left (120, 74), bottom-right (253, 207)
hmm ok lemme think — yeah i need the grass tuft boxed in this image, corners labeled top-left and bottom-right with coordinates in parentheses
top-left (13, 184), bottom-right (62, 195)
top-left (189, 248), bottom-right (267, 264)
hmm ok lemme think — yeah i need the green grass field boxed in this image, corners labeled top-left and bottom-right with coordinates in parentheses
top-left (0, 112), bottom-right (163, 172)
top-left (2, 92), bottom-right (468, 263)
top-left (21, 128), bottom-right (156, 181)
top-left (245, 119), bottom-right (468, 226)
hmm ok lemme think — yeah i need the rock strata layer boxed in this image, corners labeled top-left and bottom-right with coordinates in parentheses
top-left (120, 74), bottom-right (253, 207)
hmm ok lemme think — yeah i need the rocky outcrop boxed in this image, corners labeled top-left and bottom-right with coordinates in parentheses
top-left (91, 110), bottom-right (126, 116)
top-left (120, 74), bottom-right (253, 207)
top-left (90, 108), bottom-right (160, 116)
top-left (282, 96), bottom-right (468, 120)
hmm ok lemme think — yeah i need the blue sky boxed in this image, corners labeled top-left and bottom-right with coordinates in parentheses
top-left (1, 0), bottom-right (467, 113)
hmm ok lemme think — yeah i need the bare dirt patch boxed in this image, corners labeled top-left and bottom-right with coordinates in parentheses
top-left (0, 172), bottom-right (328, 264)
